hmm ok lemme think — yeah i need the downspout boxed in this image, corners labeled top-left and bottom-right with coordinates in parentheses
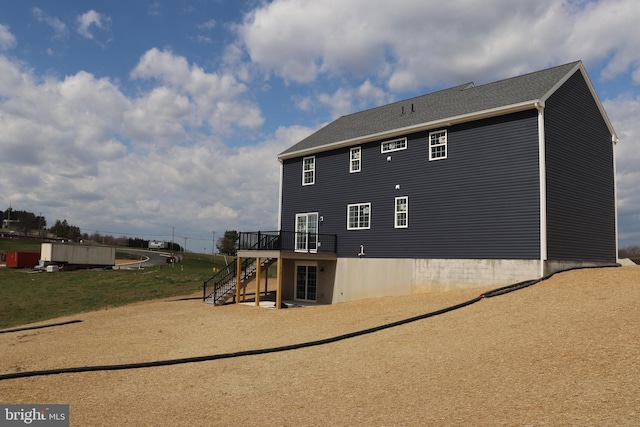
top-left (612, 134), bottom-right (619, 263)
top-left (277, 160), bottom-right (284, 231)
top-left (536, 101), bottom-right (547, 277)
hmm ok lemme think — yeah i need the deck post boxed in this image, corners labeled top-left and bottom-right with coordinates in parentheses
top-left (235, 256), bottom-right (242, 304)
top-left (264, 268), bottom-right (268, 295)
top-left (255, 257), bottom-right (261, 306)
top-left (276, 257), bottom-right (283, 310)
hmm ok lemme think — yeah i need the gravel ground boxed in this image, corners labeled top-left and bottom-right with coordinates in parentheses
top-left (1, 266), bottom-right (639, 426)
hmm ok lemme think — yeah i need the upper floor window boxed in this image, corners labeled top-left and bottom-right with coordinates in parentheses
top-left (350, 147), bottom-right (361, 173)
top-left (302, 156), bottom-right (315, 185)
top-left (429, 130), bottom-right (447, 160)
top-left (381, 137), bottom-right (407, 153)
top-left (347, 202), bottom-right (371, 230)
top-left (395, 196), bottom-right (408, 228)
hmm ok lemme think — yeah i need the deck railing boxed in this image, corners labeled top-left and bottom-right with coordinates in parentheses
top-left (238, 231), bottom-right (337, 254)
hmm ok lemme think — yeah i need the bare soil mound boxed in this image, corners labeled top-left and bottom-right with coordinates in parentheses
top-left (1, 266), bottom-right (639, 426)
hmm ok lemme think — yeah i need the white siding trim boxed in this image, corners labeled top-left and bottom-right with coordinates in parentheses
top-left (277, 161), bottom-right (283, 230)
top-left (537, 102), bottom-right (547, 277)
top-left (613, 136), bottom-right (619, 262)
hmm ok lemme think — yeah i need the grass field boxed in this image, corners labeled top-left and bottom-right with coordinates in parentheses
top-left (0, 239), bottom-right (230, 329)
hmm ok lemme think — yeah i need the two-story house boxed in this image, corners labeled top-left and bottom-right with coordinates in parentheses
top-left (207, 61), bottom-right (618, 308)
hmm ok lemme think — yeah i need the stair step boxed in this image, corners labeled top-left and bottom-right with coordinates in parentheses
top-left (204, 257), bottom-right (277, 306)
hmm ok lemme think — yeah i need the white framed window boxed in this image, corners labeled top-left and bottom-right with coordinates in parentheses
top-left (350, 147), bottom-right (361, 173)
top-left (395, 196), bottom-right (408, 228)
top-left (302, 156), bottom-right (315, 185)
top-left (429, 130), bottom-right (447, 160)
top-left (347, 203), bottom-right (371, 230)
top-left (381, 137), bottom-right (407, 153)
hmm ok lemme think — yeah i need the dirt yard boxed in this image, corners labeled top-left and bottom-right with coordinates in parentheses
top-left (1, 266), bottom-right (639, 426)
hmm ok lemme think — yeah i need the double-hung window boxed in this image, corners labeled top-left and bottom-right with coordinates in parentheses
top-left (347, 203), bottom-right (371, 230)
top-left (395, 196), bottom-right (408, 228)
top-left (302, 156), bottom-right (315, 185)
top-left (429, 130), bottom-right (447, 160)
top-left (350, 147), bottom-right (361, 173)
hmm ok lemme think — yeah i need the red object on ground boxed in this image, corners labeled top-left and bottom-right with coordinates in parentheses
top-left (6, 251), bottom-right (41, 268)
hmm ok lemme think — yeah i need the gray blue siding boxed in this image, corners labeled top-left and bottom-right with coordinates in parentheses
top-left (281, 110), bottom-right (541, 259)
top-left (544, 71), bottom-right (617, 262)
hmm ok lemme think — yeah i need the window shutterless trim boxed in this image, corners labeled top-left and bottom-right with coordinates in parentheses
top-left (347, 202), bottom-right (371, 230)
top-left (302, 156), bottom-right (315, 185)
top-left (381, 137), bottom-right (407, 153)
top-left (350, 146), bottom-right (361, 173)
top-left (394, 196), bottom-right (408, 228)
top-left (429, 130), bottom-right (447, 160)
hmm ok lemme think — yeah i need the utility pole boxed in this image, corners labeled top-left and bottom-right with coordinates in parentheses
top-left (171, 226), bottom-right (175, 268)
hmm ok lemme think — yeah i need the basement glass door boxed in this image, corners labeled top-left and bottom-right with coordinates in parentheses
top-left (295, 263), bottom-right (317, 302)
top-left (295, 212), bottom-right (318, 253)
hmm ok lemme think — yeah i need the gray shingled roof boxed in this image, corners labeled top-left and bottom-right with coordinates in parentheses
top-left (279, 61), bottom-right (582, 157)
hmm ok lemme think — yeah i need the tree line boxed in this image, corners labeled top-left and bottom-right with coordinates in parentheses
top-left (2, 207), bottom-right (240, 254)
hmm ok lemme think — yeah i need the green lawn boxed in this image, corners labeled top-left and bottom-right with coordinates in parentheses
top-left (0, 240), bottom-right (230, 329)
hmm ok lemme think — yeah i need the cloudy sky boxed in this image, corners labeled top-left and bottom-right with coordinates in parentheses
top-left (1, 0), bottom-right (638, 253)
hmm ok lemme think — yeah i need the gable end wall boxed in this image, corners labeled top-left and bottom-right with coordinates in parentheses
top-left (544, 71), bottom-right (617, 262)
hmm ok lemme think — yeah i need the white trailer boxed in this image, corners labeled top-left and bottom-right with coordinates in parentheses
top-left (148, 240), bottom-right (167, 249)
top-left (40, 243), bottom-right (115, 269)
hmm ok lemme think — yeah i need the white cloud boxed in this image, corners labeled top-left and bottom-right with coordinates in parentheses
top-left (199, 19), bottom-right (216, 30)
top-left (76, 10), bottom-right (111, 40)
top-left (604, 96), bottom-right (640, 245)
top-left (195, 35), bottom-right (213, 44)
top-left (131, 48), bottom-right (264, 134)
top-left (0, 24), bottom-right (16, 50)
top-left (32, 7), bottom-right (67, 38)
top-left (567, 0), bottom-right (640, 82)
top-left (236, 0), bottom-right (640, 91)
top-left (0, 55), bottom-right (29, 95)
top-left (318, 88), bottom-right (356, 120)
top-left (314, 80), bottom-right (391, 119)
top-left (148, 2), bottom-right (163, 17)
top-left (0, 49), bottom-right (283, 245)
top-left (122, 86), bottom-right (193, 152)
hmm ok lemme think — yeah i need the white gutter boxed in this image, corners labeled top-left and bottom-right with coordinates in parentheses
top-left (536, 101), bottom-right (547, 277)
top-left (278, 100), bottom-right (540, 160)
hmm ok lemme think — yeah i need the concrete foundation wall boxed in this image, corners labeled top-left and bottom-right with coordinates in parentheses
top-left (332, 258), bottom-right (414, 303)
top-left (282, 257), bottom-right (619, 305)
top-left (332, 258), bottom-right (542, 303)
top-left (412, 259), bottom-right (542, 293)
top-left (543, 259), bottom-right (619, 276)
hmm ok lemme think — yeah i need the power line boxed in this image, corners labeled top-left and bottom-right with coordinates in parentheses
top-left (79, 228), bottom-right (213, 242)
